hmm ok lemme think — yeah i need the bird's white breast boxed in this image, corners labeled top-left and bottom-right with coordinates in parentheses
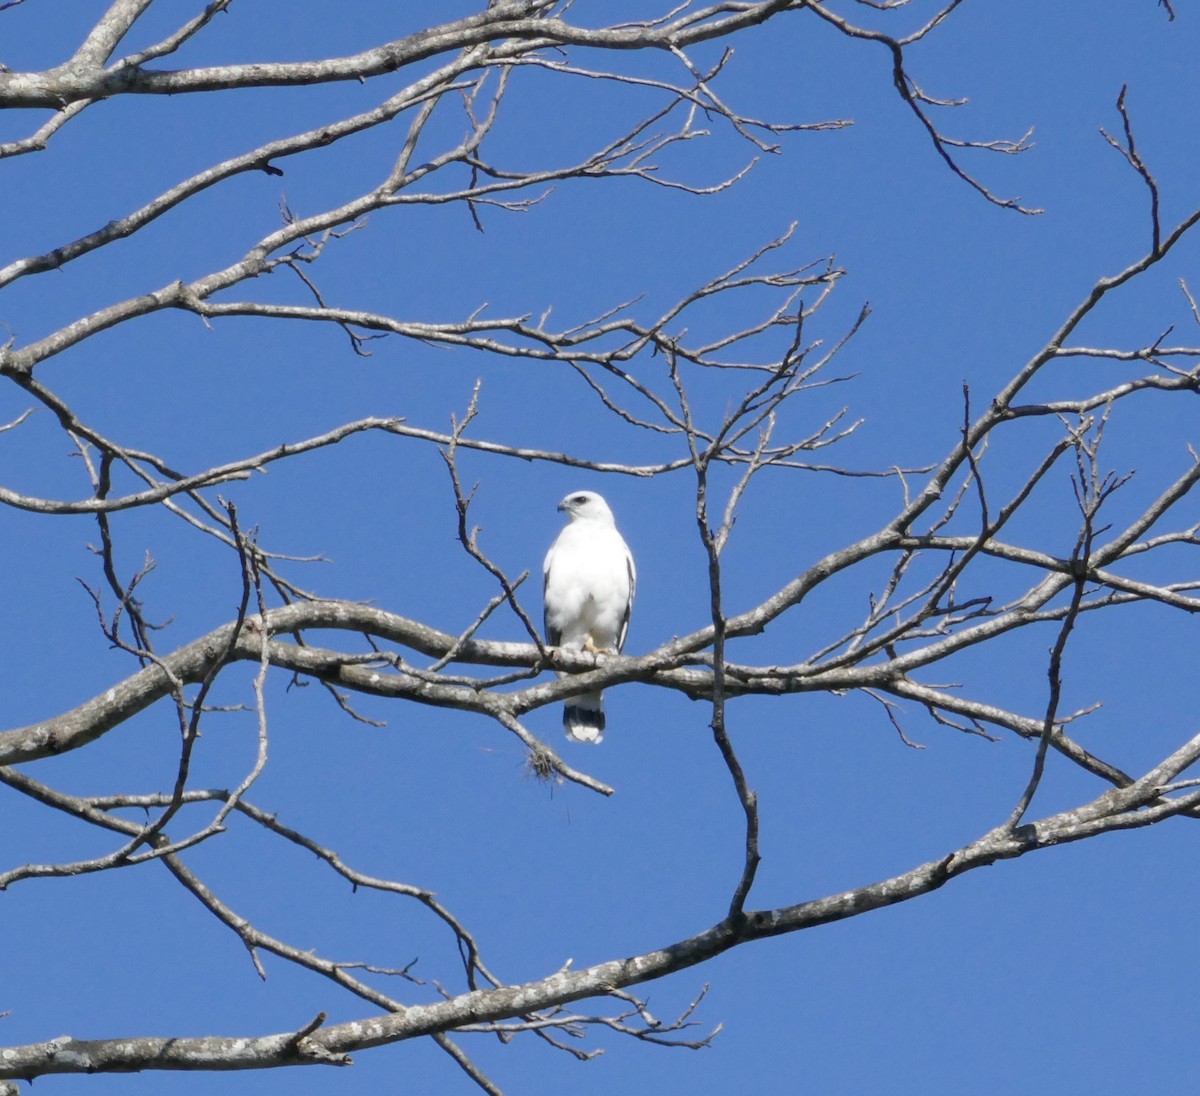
top-left (544, 523), bottom-right (632, 649)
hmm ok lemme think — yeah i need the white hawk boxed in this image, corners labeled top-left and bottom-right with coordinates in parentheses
top-left (543, 490), bottom-right (636, 743)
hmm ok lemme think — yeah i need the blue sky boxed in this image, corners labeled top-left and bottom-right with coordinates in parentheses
top-left (2, 2), bottom-right (1200, 1093)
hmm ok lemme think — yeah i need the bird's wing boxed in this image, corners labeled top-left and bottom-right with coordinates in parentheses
top-left (543, 538), bottom-right (564, 647)
top-left (616, 543), bottom-right (635, 651)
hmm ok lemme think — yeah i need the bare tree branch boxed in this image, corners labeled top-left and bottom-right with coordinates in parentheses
top-left (1, 3), bottom-right (1196, 1089)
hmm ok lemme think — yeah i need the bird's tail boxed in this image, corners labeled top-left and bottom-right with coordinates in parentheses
top-left (564, 689), bottom-right (605, 744)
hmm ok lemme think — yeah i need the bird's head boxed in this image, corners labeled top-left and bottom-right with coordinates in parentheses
top-left (557, 490), bottom-right (615, 524)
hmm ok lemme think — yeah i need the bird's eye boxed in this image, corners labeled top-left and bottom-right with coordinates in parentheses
top-left (573, 495), bottom-right (587, 504)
